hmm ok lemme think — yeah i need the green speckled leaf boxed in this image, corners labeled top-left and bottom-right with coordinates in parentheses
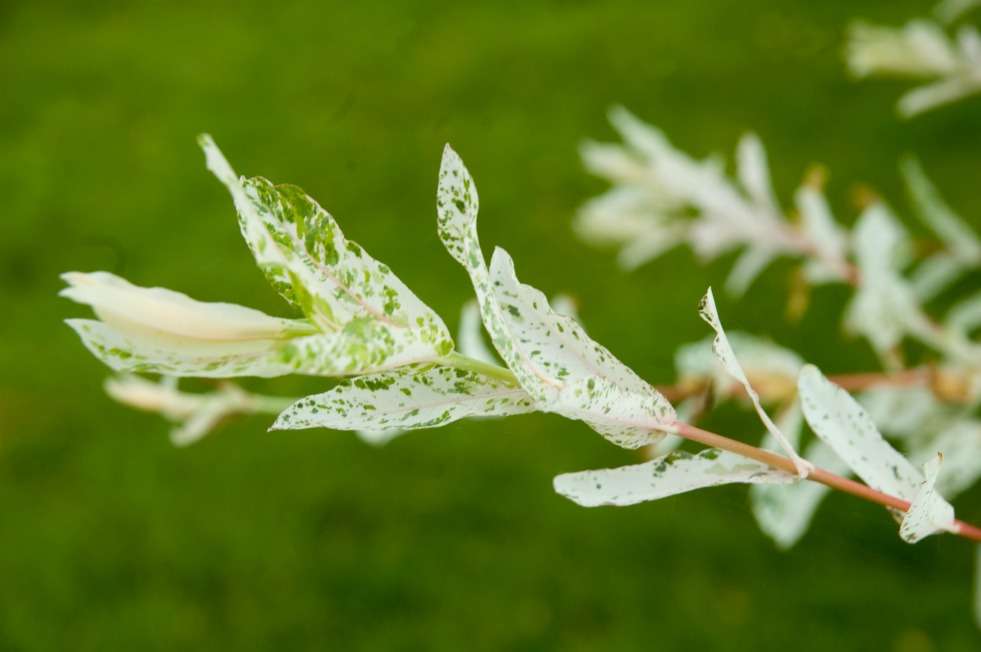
top-left (200, 135), bottom-right (453, 358)
top-left (271, 364), bottom-right (534, 433)
top-left (437, 145), bottom-right (674, 449)
top-left (554, 448), bottom-right (794, 507)
top-left (798, 364), bottom-right (920, 497)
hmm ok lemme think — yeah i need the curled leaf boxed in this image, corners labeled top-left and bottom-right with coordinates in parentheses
top-left (438, 145), bottom-right (675, 449)
top-left (698, 289), bottom-right (810, 476)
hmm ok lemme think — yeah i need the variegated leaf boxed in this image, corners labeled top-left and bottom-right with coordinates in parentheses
top-left (271, 364), bottom-right (534, 433)
top-left (554, 448), bottom-right (794, 507)
top-left (199, 135), bottom-right (453, 357)
top-left (68, 315), bottom-right (438, 378)
top-left (698, 288), bottom-right (810, 475)
top-left (60, 271), bottom-right (314, 341)
top-left (751, 402), bottom-right (850, 548)
top-left (899, 454), bottom-right (956, 543)
top-left (437, 145), bottom-right (675, 449)
top-left (798, 365), bottom-right (924, 500)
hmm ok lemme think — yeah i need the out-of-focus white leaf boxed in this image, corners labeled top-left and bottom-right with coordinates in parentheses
top-left (912, 419), bottom-right (981, 499)
top-left (271, 364), bottom-right (534, 433)
top-left (936, 0), bottom-right (981, 24)
top-left (675, 331), bottom-right (802, 402)
top-left (844, 204), bottom-right (943, 356)
top-left (795, 186), bottom-right (849, 283)
top-left (847, 21), bottom-right (959, 78)
top-left (104, 375), bottom-right (286, 446)
top-left (948, 290), bottom-right (981, 334)
top-left (580, 141), bottom-right (653, 185)
top-left (899, 454), bottom-right (957, 543)
top-left (724, 247), bottom-right (776, 297)
top-left (617, 226), bottom-right (690, 270)
top-left (554, 448), bottom-right (794, 507)
top-left (911, 253), bottom-right (968, 300)
top-left (438, 145), bottom-right (675, 449)
top-left (698, 289), bottom-right (810, 475)
top-left (859, 385), bottom-right (947, 438)
top-left (898, 75), bottom-right (981, 117)
top-left (798, 365), bottom-right (927, 503)
top-left (736, 133), bottom-right (779, 215)
top-left (751, 402), bottom-right (850, 548)
top-left (901, 157), bottom-right (981, 264)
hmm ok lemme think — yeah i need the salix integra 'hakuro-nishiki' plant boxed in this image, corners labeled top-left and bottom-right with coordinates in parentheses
top-left (63, 139), bottom-right (981, 559)
top-left (577, 106), bottom-right (981, 621)
top-left (846, 1), bottom-right (981, 117)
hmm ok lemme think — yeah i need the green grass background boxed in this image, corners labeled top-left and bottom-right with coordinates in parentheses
top-left (2, 1), bottom-right (980, 649)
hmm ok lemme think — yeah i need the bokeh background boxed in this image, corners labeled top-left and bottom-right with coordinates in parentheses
top-left (2, 1), bottom-right (980, 649)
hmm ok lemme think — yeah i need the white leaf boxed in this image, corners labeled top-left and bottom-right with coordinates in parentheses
top-left (846, 21), bottom-right (959, 78)
top-left (271, 364), bottom-right (534, 433)
top-left (899, 454), bottom-right (956, 543)
top-left (948, 290), bottom-right (981, 334)
top-left (859, 385), bottom-right (947, 439)
top-left (698, 289), bottom-right (810, 475)
top-left (910, 253), bottom-right (967, 300)
top-left (724, 247), bottom-right (776, 297)
top-left (898, 76), bottom-right (981, 117)
top-left (795, 185), bottom-right (848, 283)
top-left (751, 402), bottom-right (850, 548)
top-left (901, 157), bottom-right (981, 263)
top-left (798, 365), bottom-right (922, 499)
top-left (438, 145), bottom-right (675, 449)
top-left (60, 271), bottom-right (313, 342)
top-left (913, 419), bottom-right (981, 499)
top-left (554, 448), bottom-right (794, 507)
top-left (68, 315), bottom-right (438, 379)
top-left (736, 133), bottom-right (779, 215)
top-left (104, 376), bottom-right (265, 447)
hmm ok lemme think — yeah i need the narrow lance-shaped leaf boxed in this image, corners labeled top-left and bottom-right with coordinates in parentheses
top-left (271, 364), bottom-right (534, 433)
top-left (798, 365), bottom-right (956, 542)
top-left (554, 448), bottom-right (794, 507)
top-left (437, 145), bottom-right (675, 449)
top-left (68, 314), bottom-right (440, 379)
top-left (901, 156), bottom-right (980, 299)
top-left (60, 271), bottom-right (328, 378)
top-left (199, 135), bottom-right (454, 356)
top-left (751, 402), bottom-right (850, 549)
top-left (698, 288), bottom-right (811, 476)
